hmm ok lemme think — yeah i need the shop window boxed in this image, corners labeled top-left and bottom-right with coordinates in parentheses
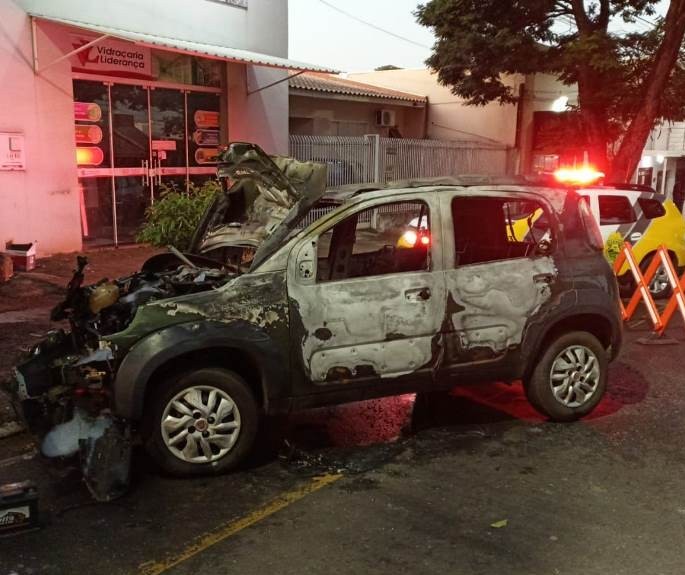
top-left (316, 201), bottom-right (431, 282)
top-left (451, 196), bottom-right (552, 266)
top-left (152, 52), bottom-right (222, 88)
top-left (73, 80), bottom-right (111, 168)
top-left (598, 195), bottom-right (636, 225)
top-left (188, 92), bottom-right (221, 168)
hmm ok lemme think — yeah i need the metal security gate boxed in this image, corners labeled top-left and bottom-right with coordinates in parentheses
top-left (289, 134), bottom-right (510, 187)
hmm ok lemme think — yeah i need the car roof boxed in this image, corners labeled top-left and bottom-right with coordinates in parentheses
top-left (321, 176), bottom-right (572, 213)
top-left (579, 185), bottom-right (661, 199)
top-left (323, 175), bottom-right (568, 202)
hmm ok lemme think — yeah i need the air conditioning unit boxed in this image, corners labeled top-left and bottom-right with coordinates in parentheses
top-left (375, 109), bottom-right (396, 127)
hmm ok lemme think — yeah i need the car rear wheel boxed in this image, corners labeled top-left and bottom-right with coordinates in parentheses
top-left (640, 258), bottom-right (672, 300)
top-left (524, 331), bottom-right (607, 422)
top-left (144, 367), bottom-right (258, 476)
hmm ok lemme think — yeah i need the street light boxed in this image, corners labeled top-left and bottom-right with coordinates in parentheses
top-left (551, 95), bottom-right (568, 112)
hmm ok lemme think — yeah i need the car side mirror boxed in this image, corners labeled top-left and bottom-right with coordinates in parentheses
top-left (536, 238), bottom-right (552, 256)
top-left (295, 240), bottom-right (317, 284)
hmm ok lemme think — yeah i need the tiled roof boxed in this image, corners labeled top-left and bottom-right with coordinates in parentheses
top-left (289, 72), bottom-right (426, 103)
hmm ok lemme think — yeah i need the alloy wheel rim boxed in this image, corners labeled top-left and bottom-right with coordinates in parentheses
top-left (649, 266), bottom-right (669, 295)
top-left (161, 385), bottom-right (241, 463)
top-left (549, 345), bottom-right (600, 408)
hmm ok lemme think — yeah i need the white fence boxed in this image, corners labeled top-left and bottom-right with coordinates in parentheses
top-left (289, 134), bottom-right (511, 187)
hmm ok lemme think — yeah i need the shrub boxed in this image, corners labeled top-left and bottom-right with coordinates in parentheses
top-left (604, 231), bottom-right (623, 264)
top-left (136, 180), bottom-right (220, 251)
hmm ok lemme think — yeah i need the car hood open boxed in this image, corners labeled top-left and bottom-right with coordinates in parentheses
top-left (189, 142), bottom-right (327, 270)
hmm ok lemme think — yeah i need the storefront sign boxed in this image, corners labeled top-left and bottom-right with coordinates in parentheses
top-left (74, 102), bottom-right (102, 122)
top-left (76, 147), bottom-right (104, 167)
top-left (192, 129), bottom-right (220, 146)
top-left (0, 132), bottom-right (25, 171)
top-left (195, 148), bottom-right (219, 164)
top-left (151, 140), bottom-right (177, 151)
top-left (194, 110), bottom-right (220, 129)
top-left (70, 35), bottom-right (152, 80)
top-left (75, 125), bottom-right (103, 145)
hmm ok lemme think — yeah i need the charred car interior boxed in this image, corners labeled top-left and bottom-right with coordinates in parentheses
top-left (7, 143), bottom-right (623, 501)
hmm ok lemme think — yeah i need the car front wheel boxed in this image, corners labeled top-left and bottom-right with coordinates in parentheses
top-left (144, 367), bottom-right (258, 476)
top-left (524, 331), bottom-right (608, 422)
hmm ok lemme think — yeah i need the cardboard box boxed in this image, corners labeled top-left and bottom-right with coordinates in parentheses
top-left (4, 242), bottom-right (36, 272)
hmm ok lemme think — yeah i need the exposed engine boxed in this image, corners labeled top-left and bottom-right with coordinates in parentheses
top-left (51, 255), bottom-right (236, 345)
top-left (10, 254), bottom-right (235, 501)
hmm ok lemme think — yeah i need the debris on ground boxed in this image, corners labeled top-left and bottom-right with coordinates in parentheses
top-left (0, 421), bottom-right (24, 440)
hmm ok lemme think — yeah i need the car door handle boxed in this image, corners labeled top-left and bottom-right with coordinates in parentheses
top-left (630, 232), bottom-right (643, 242)
top-left (405, 287), bottom-right (431, 301)
top-left (533, 273), bottom-right (554, 284)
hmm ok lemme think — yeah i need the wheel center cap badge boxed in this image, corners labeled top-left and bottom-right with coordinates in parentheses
top-left (195, 419), bottom-right (208, 432)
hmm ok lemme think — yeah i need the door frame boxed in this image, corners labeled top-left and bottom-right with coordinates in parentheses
top-left (75, 77), bottom-right (222, 245)
top-left (286, 191), bottom-right (446, 395)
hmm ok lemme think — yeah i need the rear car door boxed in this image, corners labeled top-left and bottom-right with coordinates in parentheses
top-left (438, 190), bottom-right (560, 374)
top-left (287, 193), bottom-right (446, 391)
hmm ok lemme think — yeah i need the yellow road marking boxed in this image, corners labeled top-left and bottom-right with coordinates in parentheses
top-left (137, 473), bottom-right (342, 575)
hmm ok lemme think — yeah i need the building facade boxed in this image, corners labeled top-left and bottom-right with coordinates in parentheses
top-left (289, 72), bottom-right (427, 138)
top-left (1, 0), bottom-right (329, 254)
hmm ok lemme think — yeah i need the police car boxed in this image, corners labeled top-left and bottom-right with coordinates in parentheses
top-left (514, 168), bottom-right (685, 298)
top-left (578, 184), bottom-right (685, 298)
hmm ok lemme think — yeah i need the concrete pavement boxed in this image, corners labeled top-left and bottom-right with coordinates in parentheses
top-left (2, 319), bottom-right (685, 575)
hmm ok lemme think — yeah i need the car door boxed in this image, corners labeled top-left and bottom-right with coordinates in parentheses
top-left (438, 190), bottom-right (560, 373)
top-left (287, 193), bottom-right (446, 392)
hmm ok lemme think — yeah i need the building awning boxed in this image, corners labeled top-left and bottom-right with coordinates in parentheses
top-left (29, 13), bottom-right (338, 73)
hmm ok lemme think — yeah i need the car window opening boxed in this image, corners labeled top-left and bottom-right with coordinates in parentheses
top-left (316, 201), bottom-right (431, 282)
top-left (451, 196), bottom-right (552, 266)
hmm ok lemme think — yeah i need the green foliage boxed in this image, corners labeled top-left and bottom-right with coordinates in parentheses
top-left (415, 0), bottom-right (685, 169)
top-left (136, 180), bottom-right (220, 251)
top-left (415, 0), bottom-right (663, 107)
top-left (604, 231), bottom-right (624, 264)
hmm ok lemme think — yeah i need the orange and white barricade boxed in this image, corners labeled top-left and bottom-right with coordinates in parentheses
top-left (613, 242), bottom-right (685, 335)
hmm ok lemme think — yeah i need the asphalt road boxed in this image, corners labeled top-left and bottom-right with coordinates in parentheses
top-left (1, 318), bottom-right (685, 575)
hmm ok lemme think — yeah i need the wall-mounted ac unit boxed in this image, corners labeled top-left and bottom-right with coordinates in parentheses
top-left (375, 109), bottom-right (396, 127)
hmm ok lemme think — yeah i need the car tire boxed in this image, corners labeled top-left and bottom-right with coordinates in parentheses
top-left (639, 257), bottom-right (672, 300)
top-left (143, 367), bottom-right (258, 477)
top-left (524, 331), bottom-right (607, 422)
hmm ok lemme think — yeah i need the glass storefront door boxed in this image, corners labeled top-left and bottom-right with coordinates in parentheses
top-left (151, 88), bottom-right (187, 196)
top-left (74, 79), bottom-right (221, 246)
top-left (111, 84), bottom-right (153, 243)
top-left (74, 81), bottom-right (115, 245)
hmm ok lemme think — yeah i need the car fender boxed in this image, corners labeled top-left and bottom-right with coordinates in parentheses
top-left (520, 288), bottom-right (623, 369)
top-left (112, 320), bottom-right (288, 420)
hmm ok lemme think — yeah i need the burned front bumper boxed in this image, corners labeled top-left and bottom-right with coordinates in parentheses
top-left (8, 330), bottom-right (132, 502)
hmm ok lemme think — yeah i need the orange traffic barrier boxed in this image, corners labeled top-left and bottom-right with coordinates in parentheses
top-left (613, 242), bottom-right (685, 335)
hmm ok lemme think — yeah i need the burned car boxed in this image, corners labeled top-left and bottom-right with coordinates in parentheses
top-left (9, 143), bottom-right (622, 500)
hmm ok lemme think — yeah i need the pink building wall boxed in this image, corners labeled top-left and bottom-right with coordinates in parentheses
top-left (0, 6), bottom-right (82, 255)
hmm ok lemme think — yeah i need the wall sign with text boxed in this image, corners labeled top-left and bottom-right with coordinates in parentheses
top-left (70, 35), bottom-right (152, 80)
top-left (0, 133), bottom-right (25, 171)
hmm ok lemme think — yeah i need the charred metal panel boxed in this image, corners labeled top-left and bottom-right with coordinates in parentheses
top-left (286, 192), bottom-right (447, 387)
top-left (110, 272), bottom-right (291, 419)
top-left (289, 271), bottom-right (444, 384)
top-left (443, 256), bottom-right (557, 364)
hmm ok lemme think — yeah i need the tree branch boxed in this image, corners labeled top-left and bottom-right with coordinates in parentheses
top-left (597, 0), bottom-right (610, 30)
top-left (570, 0), bottom-right (591, 32)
